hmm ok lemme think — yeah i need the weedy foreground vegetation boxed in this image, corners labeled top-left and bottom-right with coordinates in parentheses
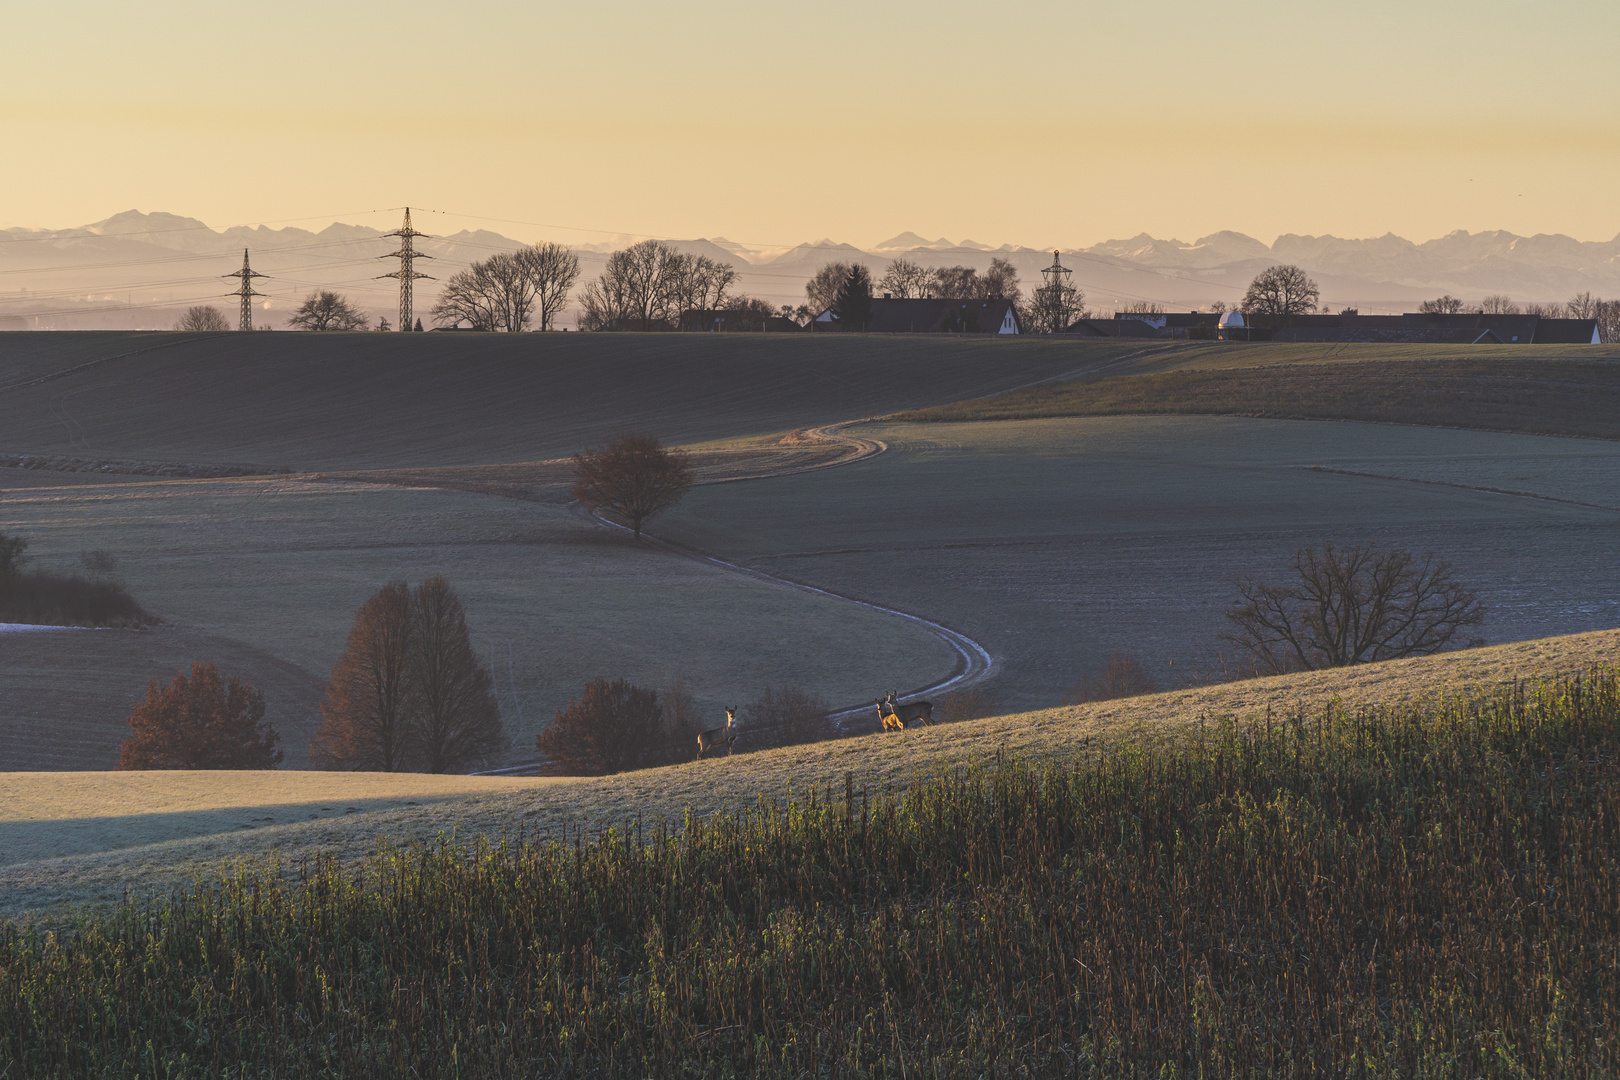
top-left (3, 668), bottom-right (1616, 1077)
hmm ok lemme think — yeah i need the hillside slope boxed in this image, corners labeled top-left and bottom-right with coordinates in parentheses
top-left (0, 333), bottom-right (1153, 470)
top-left (4, 627), bottom-right (1615, 918)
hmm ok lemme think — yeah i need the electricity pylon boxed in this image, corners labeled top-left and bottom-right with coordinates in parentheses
top-left (378, 207), bottom-right (434, 331)
top-left (223, 248), bottom-right (268, 331)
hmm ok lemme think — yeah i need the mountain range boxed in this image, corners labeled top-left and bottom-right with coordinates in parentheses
top-left (4, 210), bottom-right (1619, 330)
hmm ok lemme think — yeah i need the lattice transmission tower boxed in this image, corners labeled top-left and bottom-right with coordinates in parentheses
top-left (223, 248), bottom-right (268, 331)
top-left (378, 207), bottom-right (434, 331)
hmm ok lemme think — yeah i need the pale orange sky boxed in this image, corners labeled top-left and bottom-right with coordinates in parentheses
top-left (5, 0), bottom-right (1619, 247)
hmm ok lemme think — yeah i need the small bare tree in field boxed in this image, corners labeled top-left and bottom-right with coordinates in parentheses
top-left (117, 661), bottom-right (281, 770)
top-left (1224, 542), bottom-right (1484, 674)
top-left (537, 678), bottom-right (664, 775)
top-left (175, 305), bottom-right (229, 331)
top-left (1241, 265), bottom-right (1319, 315)
top-left (411, 575), bottom-right (508, 773)
top-left (310, 581), bottom-right (417, 771)
top-left (571, 433), bottom-right (694, 540)
top-left (1062, 653), bottom-right (1158, 705)
top-left (287, 290), bottom-right (369, 331)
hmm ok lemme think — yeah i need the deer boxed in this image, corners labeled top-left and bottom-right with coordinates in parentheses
top-left (697, 707), bottom-right (738, 759)
top-left (875, 696), bottom-right (905, 732)
top-left (884, 691), bottom-right (935, 728)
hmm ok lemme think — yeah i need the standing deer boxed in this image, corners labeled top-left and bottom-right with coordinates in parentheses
top-left (875, 697), bottom-right (905, 732)
top-left (885, 691), bottom-right (934, 728)
top-left (697, 707), bottom-right (738, 759)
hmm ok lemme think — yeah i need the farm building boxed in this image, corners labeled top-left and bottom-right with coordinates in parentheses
top-left (811, 297), bottom-right (1020, 334)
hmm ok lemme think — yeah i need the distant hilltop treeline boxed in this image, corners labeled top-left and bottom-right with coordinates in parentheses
top-left (6, 209), bottom-right (1620, 330)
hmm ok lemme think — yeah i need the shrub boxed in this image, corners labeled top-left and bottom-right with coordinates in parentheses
top-left (934, 685), bottom-right (998, 723)
top-left (537, 678), bottom-right (664, 775)
top-left (744, 684), bottom-right (830, 747)
top-left (116, 661), bottom-right (281, 770)
top-left (1062, 651), bottom-right (1158, 704)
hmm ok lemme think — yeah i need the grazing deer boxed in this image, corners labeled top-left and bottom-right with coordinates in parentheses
top-left (885, 691), bottom-right (934, 728)
top-left (697, 707), bottom-right (737, 759)
top-left (875, 697), bottom-right (905, 732)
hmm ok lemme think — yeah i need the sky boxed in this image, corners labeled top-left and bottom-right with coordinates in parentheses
top-left (5, 0), bottom-right (1619, 249)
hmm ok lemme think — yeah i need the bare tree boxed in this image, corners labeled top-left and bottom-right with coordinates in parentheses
top-left (1061, 653), bottom-right (1158, 704)
top-left (311, 581), bottom-right (418, 771)
top-left (571, 432), bottom-right (694, 540)
top-left (513, 242), bottom-right (580, 331)
top-left (1027, 275), bottom-right (1084, 333)
top-left (983, 257), bottom-right (1021, 303)
top-left (432, 265), bottom-right (500, 330)
top-left (1241, 265), bottom-right (1319, 316)
top-left (1524, 301), bottom-right (1565, 318)
top-left (1224, 542), bottom-right (1484, 674)
top-left (715, 295), bottom-right (778, 331)
top-left (1596, 299), bottom-right (1620, 344)
top-left (0, 532), bottom-right (29, 582)
top-left (117, 661), bottom-right (281, 770)
top-left (1566, 292), bottom-right (1598, 320)
top-left (288, 290), bottom-right (370, 331)
top-left (537, 678), bottom-right (664, 775)
top-left (932, 265), bottom-right (979, 300)
top-left (430, 252), bottom-right (536, 332)
top-left (410, 575), bottom-right (508, 773)
top-left (175, 305), bottom-right (229, 332)
top-left (879, 257), bottom-right (932, 298)
top-left (1480, 294), bottom-right (1520, 315)
top-left (1120, 301), bottom-right (1165, 315)
top-left (805, 261), bottom-right (857, 316)
top-left (1418, 295), bottom-right (1465, 315)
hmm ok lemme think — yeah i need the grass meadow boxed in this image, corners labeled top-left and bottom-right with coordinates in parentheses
top-left (658, 414), bottom-right (1620, 714)
top-left (3, 660), bottom-right (1615, 1077)
top-left (4, 628), bottom-right (1614, 920)
top-left (899, 353), bottom-right (1620, 438)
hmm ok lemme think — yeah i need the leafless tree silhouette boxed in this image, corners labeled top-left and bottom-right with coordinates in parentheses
top-left (1241, 265), bottom-right (1319, 315)
top-left (1224, 542), bottom-right (1484, 674)
top-left (516, 242), bottom-right (581, 331)
top-left (879, 257), bottom-right (932, 298)
top-left (288, 290), bottom-right (369, 330)
top-left (175, 305), bottom-right (229, 331)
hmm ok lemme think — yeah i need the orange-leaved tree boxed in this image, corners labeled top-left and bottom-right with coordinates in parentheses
top-left (117, 661), bottom-right (281, 770)
top-left (571, 433), bottom-right (694, 540)
top-left (537, 678), bottom-right (664, 775)
top-left (310, 576), bottom-right (507, 773)
top-left (310, 581), bottom-right (418, 771)
top-left (411, 575), bottom-right (508, 774)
